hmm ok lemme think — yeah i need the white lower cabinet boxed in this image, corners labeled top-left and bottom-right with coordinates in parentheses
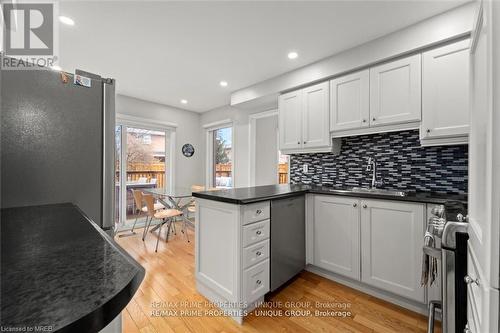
top-left (312, 195), bottom-right (426, 303)
top-left (360, 199), bottom-right (425, 302)
top-left (313, 195), bottom-right (361, 280)
top-left (195, 199), bottom-right (271, 324)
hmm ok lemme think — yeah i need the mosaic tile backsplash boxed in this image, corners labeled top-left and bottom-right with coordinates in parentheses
top-left (290, 130), bottom-right (468, 195)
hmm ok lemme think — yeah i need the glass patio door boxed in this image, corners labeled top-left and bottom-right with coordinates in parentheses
top-left (115, 124), bottom-right (170, 227)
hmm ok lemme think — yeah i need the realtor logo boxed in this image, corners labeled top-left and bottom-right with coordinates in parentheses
top-left (1, 1), bottom-right (59, 69)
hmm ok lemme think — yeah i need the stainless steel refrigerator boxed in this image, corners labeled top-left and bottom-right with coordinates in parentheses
top-left (1, 66), bottom-right (116, 232)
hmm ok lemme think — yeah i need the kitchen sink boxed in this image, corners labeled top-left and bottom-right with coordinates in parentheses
top-left (350, 187), bottom-right (408, 197)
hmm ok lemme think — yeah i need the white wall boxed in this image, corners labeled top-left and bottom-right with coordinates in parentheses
top-left (116, 94), bottom-right (203, 188)
top-left (200, 103), bottom-right (278, 187)
top-left (231, 2), bottom-right (475, 106)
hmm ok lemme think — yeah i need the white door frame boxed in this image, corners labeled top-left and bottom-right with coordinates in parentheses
top-left (248, 110), bottom-right (279, 186)
top-left (203, 119), bottom-right (234, 188)
top-left (116, 113), bottom-right (177, 224)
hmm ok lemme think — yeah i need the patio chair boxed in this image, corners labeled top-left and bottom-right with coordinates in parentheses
top-left (119, 189), bottom-right (165, 238)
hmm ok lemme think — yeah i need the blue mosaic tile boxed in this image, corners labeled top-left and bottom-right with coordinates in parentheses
top-left (289, 130), bottom-right (468, 195)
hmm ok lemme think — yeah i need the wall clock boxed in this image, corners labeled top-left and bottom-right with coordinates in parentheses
top-left (182, 143), bottom-right (195, 157)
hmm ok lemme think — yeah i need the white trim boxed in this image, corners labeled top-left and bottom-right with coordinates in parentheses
top-left (116, 113), bottom-right (178, 130)
top-left (115, 116), bottom-right (176, 224)
top-left (202, 118), bottom-right (233, 130)
top-left (205, 122), bottom-right (234, 188)
top-left (248, 110), bottom-right (278, 186)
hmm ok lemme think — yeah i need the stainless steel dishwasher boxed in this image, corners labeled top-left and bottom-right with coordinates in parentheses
top-left (270, 195), bottom-right (306, 292)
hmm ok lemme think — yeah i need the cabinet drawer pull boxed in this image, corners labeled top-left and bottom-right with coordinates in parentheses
top-left (464, 275), bottom-right (479, 286)
top-left (426, 129), bottom-right (431, 133)
top-left (256, 279), bottom-right (262, 285)
top-left (372, 117), bottom-right (376, 121)
top-left (297, 141), bottom-right (300, 144)
top-left (362, 204), bottom-right (368, 208)
top-left (256, 251), bottom-right (262, 256)
top-left (362, 119), bottom-right (366, 123)
top-left (256, 209), bottom-right (262, 215)
top-left (256, 230), bottom-right (262, 235)
top-left (353, 203), bottom-right (357, 207)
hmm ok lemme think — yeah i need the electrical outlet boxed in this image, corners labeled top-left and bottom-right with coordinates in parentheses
top-left (303, 164), bottom-right (308, 173)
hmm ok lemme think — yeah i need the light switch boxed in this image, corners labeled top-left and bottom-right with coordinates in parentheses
top-left (303, 164), bottom-right (308, 173)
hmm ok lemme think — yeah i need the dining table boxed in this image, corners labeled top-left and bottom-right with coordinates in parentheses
top-left (142, 187), bottom-right (195, 236)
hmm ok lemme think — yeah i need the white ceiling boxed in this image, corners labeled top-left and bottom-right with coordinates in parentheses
top-left (59, 1), bottom-right (468, 113)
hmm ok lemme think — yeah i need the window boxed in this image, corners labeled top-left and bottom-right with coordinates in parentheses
top-left (278, 151), bottom-right (290, 184)
top-left (212, 127), bottom-right (233, 188)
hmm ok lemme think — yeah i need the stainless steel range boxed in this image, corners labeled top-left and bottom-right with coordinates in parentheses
top-left (424, 201), bottom-right (468, 333)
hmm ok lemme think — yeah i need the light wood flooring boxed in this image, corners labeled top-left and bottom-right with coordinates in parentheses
top-left (115, 223), bottom-right (439, 333)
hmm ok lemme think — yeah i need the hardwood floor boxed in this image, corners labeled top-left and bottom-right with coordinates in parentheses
top-left (115, 223), bottom-right (438, 333)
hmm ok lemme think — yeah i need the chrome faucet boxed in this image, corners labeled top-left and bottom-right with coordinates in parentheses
top-left (366, 157), bottom-right (383, 188)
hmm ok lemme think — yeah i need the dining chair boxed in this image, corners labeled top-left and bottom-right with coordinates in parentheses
top-left (120, 189), bottom-right (165, 238)
top-left (142, 194), bottom-right (182, 252)
top-left (188, 185), bottom-right (206, 214)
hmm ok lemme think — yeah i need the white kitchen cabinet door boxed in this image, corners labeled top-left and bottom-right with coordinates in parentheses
top-left (278, 90), bottom-right (302, 150)
top-left (421, 39), bottom-right (470, 140)
top-left (370, 54), bottom-right (421, 127)
top-left (360, 199), bottom-right (425, 302)
top-left (302, 82), bottom-right (331, 148)
top-left (330, 70), bottom-right (370, 132)
top-left (313, 195), bottom-right (360, 280)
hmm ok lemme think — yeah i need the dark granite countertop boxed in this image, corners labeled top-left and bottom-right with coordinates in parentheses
top-left (1, 203), bottom-right (145, 333)
top-left (193, 184), bottom-right (467, 205)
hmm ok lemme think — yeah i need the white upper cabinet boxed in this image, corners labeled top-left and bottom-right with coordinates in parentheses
top-left (278, 82), bottom-right (331, 153)
top-left (330, 70), bottom-right (370, 132)
top-left (421, 39), bottom-right (470, 141)
top-left (360, 199), bottom-right (425, 302)
top-left (370, 54), bottom-right (422, 127)
top-left (302, 82), bottom-right (330, 148)
top-left (278, 90), bottom-right (302, 150)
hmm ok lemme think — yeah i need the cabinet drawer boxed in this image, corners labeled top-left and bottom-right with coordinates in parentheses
top-left (243, 259), bottom-right (270, 303)
top-left (243, 240), bottom-right (269, 269)
top-left (243, 202), bottom-right (270, 225)
top-left (242, 219), bottom-right (270, 247)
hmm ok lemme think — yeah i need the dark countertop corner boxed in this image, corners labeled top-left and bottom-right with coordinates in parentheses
top-left (1, 203), bottom-right (145, 333)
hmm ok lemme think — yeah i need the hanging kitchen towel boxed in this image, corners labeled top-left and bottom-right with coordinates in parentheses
top-left (421, 230), bottom-right (435, 286)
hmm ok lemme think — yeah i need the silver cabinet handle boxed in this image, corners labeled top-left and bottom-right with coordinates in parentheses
top-left (256, 209), bottom-right (262, 215)
top-left (464, 275), bottom-right (479, 286)
top-left (256, 230), bottom-right (262, 235)
top-left (362, 204), bottom-right (368, 208)
top-left (426, 129), bottom-right (431, 133)
top-left (297, 141), bottom-right (300, 144)
top-left (372, 117), bottom-right (376, 121)
top-left (303, 141), bottom-right (307, 144)
top-left (353, 203), bottom-right (357, 207)
top-left (256, 279), bottom-right (262, 285)
top-left (362, 119), bottom-right (367, 123)
top-left (256, 251), bottom-right (262, 256)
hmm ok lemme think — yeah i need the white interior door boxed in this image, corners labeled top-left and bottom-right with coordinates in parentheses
top-left (466, 1), bottom-right (500, 332)
top-left (250, 111), bottom-right (279, 186)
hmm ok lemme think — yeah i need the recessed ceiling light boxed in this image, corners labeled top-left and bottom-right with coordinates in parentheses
top-left (50, 65), bottom-right (62, 71)
top-left (180, 99), bottom-right (188, 104)
top-left (287, 51), bottom-right (298, 59)
top-left (59, 16), bottom-right (75, 26)
top-left (219, 81), bottom-right (228, 87)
